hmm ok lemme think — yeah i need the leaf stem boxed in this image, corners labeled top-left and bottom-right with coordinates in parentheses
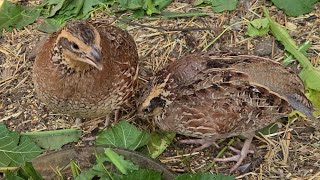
top-left (262, 7), bottom-right (313, 69)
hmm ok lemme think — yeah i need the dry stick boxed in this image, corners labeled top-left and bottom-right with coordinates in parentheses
top-left (119, 18), bottom-right (212, 32)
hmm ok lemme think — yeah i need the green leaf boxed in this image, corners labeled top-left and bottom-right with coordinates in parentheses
top-left (82, 0), bottom-right (103, 15)
top-left (256, 123), bottom-right (279, 136)
top-left (22, 129), bottom-right (81, 150)
top-left (306, 89), bottom-right (320, 117)
top-left (45, 0), bottom-right (67, 17)
top-left (127, 0), bottom-right (144, 10)
top-left (37, 18), bottom-right (64, 33)
top-left (263, 7), bottom-right (320, 91)
top-left (4, 170), bottom-right (25, 180)
top-left (144, 0), bottom-right (160, 15)
top-left (299, 67), bottom-right (320, 91)
top-left (58, 0), bottom-right (84, 18)
top-left (42, 0), bottom-right (95, 22)
top-left (154, 0), bottom-right (172, 10)
top-left (96, 121), bottom-right (150, 150)
top-left (194, 0), bottom-right (211, 6)
top-left (271, 0), bottom-right (319, 17)
top-left (132, 9), bottom-right (146, 18)
top-left (122, 168), bottom-right (161, 180)
top-left (246, 18), bottom-right (270, 37)
top-left (0, 0), bottom-right (40, 34)
top-left (175, 172), bottom-right (234, 180)
top-left (75, 152), bottom-right (112, 180)
top-left (104, 148), bottom-right (139, 175)
top-left (211, 0), bottom-right (238, 13)
top-left (282, 41), bottom-right (311, 66)
top-left (70, 160), bottom-right (81, 178)
top-left (142, 131), bottom-right (175, 158)
top-left (16, 162), bottom-right (44, 180)
top-left (0, 123), bottom-right (43, 167)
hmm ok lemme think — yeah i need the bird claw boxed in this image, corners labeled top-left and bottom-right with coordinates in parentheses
top-left (228, 146), bottom-right (254, 154)
top-left (179, 138), bottom-right (219, 152)
top-left (215, 155), bottom-right (241, 162)
top-left (179, 136), bottom-right (255, 173)
top-left (214, 135), bottom-right (254, 173)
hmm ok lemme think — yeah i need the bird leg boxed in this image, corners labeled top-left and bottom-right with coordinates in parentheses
top-left (104, 109), bottom-right (121, 127)
top-left (114, 109), bottom-right (120, 122)
top-left (104, 114), bottom-right (112, 127)
top-left (214, 134), bottom-right (254, 173)
top-left (179, 138), bottom-right (219, 152)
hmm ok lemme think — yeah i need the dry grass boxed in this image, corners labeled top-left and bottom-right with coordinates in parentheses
top-left (0, 0), bottom-right (320, 179)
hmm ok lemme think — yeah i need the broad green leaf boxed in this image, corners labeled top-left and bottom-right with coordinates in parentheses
top-left (118, 0), bottom-right (129, 9)
top-left (299, 67), bottom-right (320, 91)
top-left (4, 170), bottom-right (25, 180)
top-left (145, 0), bottom-right (172, 15)
top-left (175, 172), bottom-right (234, 180)
top-left (246, 18), bottom-right (270, 37)
top-left (45, 0), bottom-right (67, 17)
top-left (154, 0), bottom-right (172, 10)
top-left (144, 0), bottom-right (160, 15)
top-left (211, 0), bottom-right (238, 13)
top-left (0, 0), bottom-right (40, 34)
top-left (37, 18), bottom-right (64, 33)
top-left (16, 162), bottom-right (44, 180)
top-left (263, 7), bottom-right (320, 91)
top-left (132, 9), bottom-right (146, 18)
top-left (22, 129), bottom-right (81, 150)
top-left (194, 0), bottom-right (210, 6)
top-left (127, 0), bottom-right (144, 10)
top-left (306, 89), bottom-right (320, 116)
top-left (0, 123), bottom-right (43, 167)
top-left (75, 152), bottom-right (112, 180)
top-left (271, 0), bottom-right (319, 17)
top-left (96, 121), bottom-right (150, 150)
top-left (249, 18), bottom-right (269, 29)
top-left (142, 131), bottom-right (175, 158)
top-left (82, 0), bottom-right (103, 15)
top-left (104, 148), bottom-right (139, 175)
top-left (122, 168), bottom-right (161, 180)
top-left (57, 0), bottom-right (84, 17)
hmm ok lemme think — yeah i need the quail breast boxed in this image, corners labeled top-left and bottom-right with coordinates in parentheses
top-left (32, 20), bottom-right (138, 119)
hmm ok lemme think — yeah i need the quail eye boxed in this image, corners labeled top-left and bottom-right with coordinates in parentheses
top-left (71, 43), bottom-right (79, 50)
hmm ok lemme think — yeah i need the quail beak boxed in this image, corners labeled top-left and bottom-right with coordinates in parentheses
top-left (85, 46), bottom-right (103, 70)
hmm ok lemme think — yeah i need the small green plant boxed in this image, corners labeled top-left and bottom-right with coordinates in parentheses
top-left (0, 123), bottom-right (43, 167)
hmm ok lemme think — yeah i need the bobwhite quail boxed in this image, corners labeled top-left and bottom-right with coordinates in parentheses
top-left (32, 20), bottom-right (138, 120)
top-left (137, 53), bottom-right (315, 172)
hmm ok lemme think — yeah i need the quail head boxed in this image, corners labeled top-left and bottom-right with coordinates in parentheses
top-left (137, 53), bottom-right (315, 172)
top-left (32, 20), bottom-right (138, 121)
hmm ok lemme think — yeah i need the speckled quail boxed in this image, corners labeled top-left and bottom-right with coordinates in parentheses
top-left (32, 20), bottom-right (138, 120)
top-left (137, 53), bottom-right (315, 172)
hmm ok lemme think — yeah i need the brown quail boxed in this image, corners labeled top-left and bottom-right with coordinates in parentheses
top-left (32, 20), bottom-right (138, 120)
top-left (137, 53), bottom-right (315, 172)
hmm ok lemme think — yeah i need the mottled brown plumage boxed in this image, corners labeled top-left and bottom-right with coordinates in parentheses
top-left (137, 53), bottom-right (314, 172)
top-left (32, 20), bottom-right (138, 119)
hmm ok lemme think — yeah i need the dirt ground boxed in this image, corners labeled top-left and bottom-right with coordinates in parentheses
top-left (0, 1), bottom-right (320, 179)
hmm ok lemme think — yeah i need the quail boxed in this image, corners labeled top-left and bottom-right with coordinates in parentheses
top-left (137, 53), bottom-right (314, 172)
top-left (32, 20), bottom-right (138, 121)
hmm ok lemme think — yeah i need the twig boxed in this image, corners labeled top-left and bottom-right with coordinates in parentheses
top-left (119, 18), bottom-right (212, 32)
